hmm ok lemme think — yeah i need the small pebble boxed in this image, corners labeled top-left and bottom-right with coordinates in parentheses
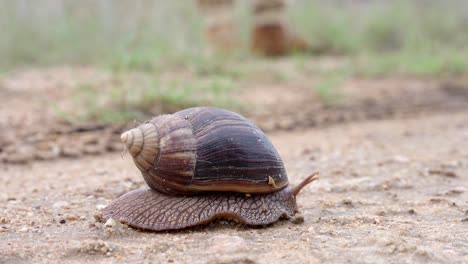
top-left (53, 201), bottom-right (71, 209)
top-left (105, 218), bottom-right (117, 228)
top-left (78, 240), bottom-right (115, 255)
top-left (93, 211), bottom-right (104, 223)
top-left (428, 169), bottom-right (457, 178)
top-left (342, 198), bottom-right (353, 207)
top-left (207, 235), bottom-right (248, 254)
top-left (290, 214), bottom-right (305, 224)
top-left (393, 155), bottom-right (410, 163)
top-left (65, 214), bottom-right (78, 221)
top-left (59, 219), bottom-right (66, 224)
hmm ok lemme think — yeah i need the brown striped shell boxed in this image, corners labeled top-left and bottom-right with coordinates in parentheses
top-left (105, 107), bottom-right (318, 231)
top-left (120, 107), bottom-right (289, 196)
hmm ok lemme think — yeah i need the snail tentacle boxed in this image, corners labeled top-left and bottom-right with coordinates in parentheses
top-left (292, 172), bottom-right (319, 196)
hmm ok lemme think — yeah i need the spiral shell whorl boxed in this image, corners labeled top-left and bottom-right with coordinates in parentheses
top-left (121, 123), bottom-right (160, 172)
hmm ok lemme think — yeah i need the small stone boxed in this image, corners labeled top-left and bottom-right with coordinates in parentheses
top-left (104, 218), bottom-right (127, 236)
top-left (96, 204), bottom-right (106, 210)
top-left (429, 197), bottom-right (445, 203)
top-left (105, 218), bottom-right (117, 228)
top-left (290, 214), bottom-right (305, 224)
top-left (0, 217), bottom-right (9, 224)
top-left (393, 155), bottom-right (410, 163)
top-left (59, 219), bottom-right (66, 224)
top-left (52, 201), bottom-right (70, 209)
top-left (65, 214), bottom-right (78, 221)
top-left (94, 211), bottom-right (104, 223)
top-left (341, 198), bottom-right (353, 207)
top-left (78, 240), bottom-right (115, 255)
top-left (428, 169), bottom-right (457, 178)
top-left (444, 188), bottom-right (464, 196)
top-left (61, 144), bottom-right (82, 158)
top-left (207, 235), bottom-right (248, 254)
top-left (408, 209), bottom-right (416, 215)
top-left (18, 227), bottom-right (29, 233)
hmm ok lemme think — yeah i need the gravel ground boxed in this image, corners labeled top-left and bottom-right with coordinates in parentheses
top-left (1, 111), bottom-right (467, 263)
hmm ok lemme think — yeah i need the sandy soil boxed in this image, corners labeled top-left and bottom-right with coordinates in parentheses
top-left (1, 110), bottom-right (467, 263)
top-left (1, 66), bottom-right (467, 263)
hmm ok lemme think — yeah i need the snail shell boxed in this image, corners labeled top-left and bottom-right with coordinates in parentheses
top-left (103, 107), bottom-right (317, 231)
top-left (120, 107), bottom-right (288, 195)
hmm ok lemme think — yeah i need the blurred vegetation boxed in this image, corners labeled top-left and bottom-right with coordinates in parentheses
top-left (52, 74), bottom-right (239, 123)
top-left (1, 0), bottom-right (468, 122)
top-left (2, 0), bottom-right (467, 74)
top-left (291, 0), bottom-right (468, 76)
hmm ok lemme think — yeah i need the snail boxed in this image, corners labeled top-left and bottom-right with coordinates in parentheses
top-left (103, 107), bottom-right (318, 231)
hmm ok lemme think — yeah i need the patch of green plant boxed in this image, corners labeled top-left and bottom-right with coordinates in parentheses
top-left (0, 1), bottom-right (204, 69)
top-left (354, 50), bottom-right (468, 77)
top-left (54, 73), bottom-right (241, 124)
top-left (313, 69), bottom-right (350, 105)
top-left (288, 1), bottom-right (360, 55)
top-left (185, 54), bottom-right (247, 79)
top-left (290, 0), bottom-right (468, 62)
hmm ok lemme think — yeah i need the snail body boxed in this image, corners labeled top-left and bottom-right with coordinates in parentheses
top-left (103, 107), bottom-right (317, 231)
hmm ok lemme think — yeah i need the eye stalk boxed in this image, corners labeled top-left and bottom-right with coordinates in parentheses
top-left (292, 172), bottom-right (319, 196)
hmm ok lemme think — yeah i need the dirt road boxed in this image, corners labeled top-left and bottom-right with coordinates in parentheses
top-left (1, 110), bottom-right (467, 263)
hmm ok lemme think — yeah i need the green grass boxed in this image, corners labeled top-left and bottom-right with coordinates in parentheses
top-left (2, 1), bottom-right (467, 75)
top-left (0, 1), bottom-right (204, 69)
top-left (313, 70), bottom-right (349, 105)
top-left (354, 51), bottom-right (468, 77)
top-left (289, 0), bottom-right (468, 76)
top-left (53, 73), bottom-right (240, 124)
top-left (3, 1), bottom-right (468, 122)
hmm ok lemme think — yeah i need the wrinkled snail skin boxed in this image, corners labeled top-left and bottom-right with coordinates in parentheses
top-left (107, 107), bottom-right (318, 231)
top-left (102, 175), bottom-right (317, 231)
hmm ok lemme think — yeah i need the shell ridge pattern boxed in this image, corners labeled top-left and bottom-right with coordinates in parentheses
top-left (184, 107), bottom-right (287, 188)
top-left (148, 121), bottom-right (162, 172)
top-left (177, 111), bottom-right (197, 186)
top-left (133, 128), bottom-right (145, 159)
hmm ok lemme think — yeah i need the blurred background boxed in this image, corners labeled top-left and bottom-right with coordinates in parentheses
top-left (1, 0), bottom-right (468, 162)
top-left (2, 0), bottom-right (468, 69)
